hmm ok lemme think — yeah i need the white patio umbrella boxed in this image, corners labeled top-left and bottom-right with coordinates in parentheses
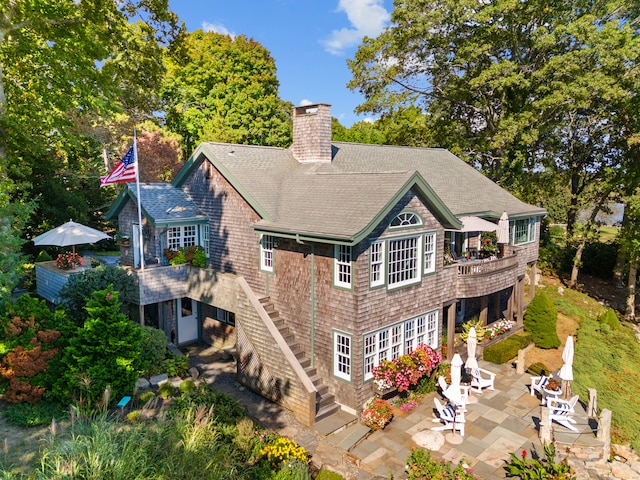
top-left (33, 219), bottom-right (111, 254)
top-left (559, 336), bottom-right (574, 398)
top-left (465, 327), bottom-right (479, 371)
top-left (450, 353), bottom-right (463, 388)
top-left (497, 211), bottom-right (510, 244)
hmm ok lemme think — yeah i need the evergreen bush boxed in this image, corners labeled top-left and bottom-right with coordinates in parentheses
top-left (59, 266), bottom-right (135, 325)
top-left (598, 308), bottom-right (620, 330)
top-left (52, 286), bottom-right (143, 407)
top-left (35, 250), bottom-right (52, 262)
top-left (139, 326), bottom-right (167, 374)
top-left (523, 292), bottom-right (561, 349)
top-left (527, 362), bottom-right (550, 376)
top-left (483, 333), bottom-right (532, 364)
top-left (158, 382), bottom-right (174, 399)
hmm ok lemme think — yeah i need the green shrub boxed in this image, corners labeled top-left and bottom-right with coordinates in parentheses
top-left (126, 410), bottom-right (142, 423)
top-left (3, 400), bottom-right (67, 427)
top-left (192, 248), bottom-right (206, 267)
top-left (139, 326), bottom-right (167, 374)
top-left (35, 250), bottom-right (52, 262)
top-left (506, 443), bottom-right (575, 479)
top-left (598, 308), bottom-right (620, 330)
top-left (179, 379), bottom-right (196, 394)
top-left (138, 391), bottom-right (156, 406)
top-left (273, 458), bottom-right (312, 480)
top-left (484, 333), bottom-right (533, 364)
top-left (527, 362), bottom-right (550, 376)
top-left (315, 470), bottom-right (346, 480)
top-left (524, 292), bottom-right (561, 349)
top-left (59, 265), bottom-right (135, 325)
top-left (52, 286), bottom-right (143, 406)
top-left (158, 382), bottom-right (174, 399)
top-left (162, 353), bottom-right (190, 377)
top-left (172, 384), bottom-right (246, 425)
top-left (406, 448), bottom-right (478, 479)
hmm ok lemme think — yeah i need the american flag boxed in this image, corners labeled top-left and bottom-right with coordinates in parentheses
top-left (100, 146), bottom-right (137, 187)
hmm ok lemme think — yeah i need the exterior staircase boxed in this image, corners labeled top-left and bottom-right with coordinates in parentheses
top-left (259, 297), bottom-right (342, 423)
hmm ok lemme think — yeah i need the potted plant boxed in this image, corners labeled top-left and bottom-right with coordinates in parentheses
top-left (480, 231), bottom-right (498, 258)
top-left (115, 233), bottom-right (130, 246)
top-left (361, 397), bottom-right (393, 430)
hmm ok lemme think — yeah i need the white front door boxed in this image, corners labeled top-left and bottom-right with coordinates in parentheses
top-left (177, 297), bottom-right (198, 345)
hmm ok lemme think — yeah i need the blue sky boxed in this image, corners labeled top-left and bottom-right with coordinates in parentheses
top-left (168, 0), bottom-right (394, 127)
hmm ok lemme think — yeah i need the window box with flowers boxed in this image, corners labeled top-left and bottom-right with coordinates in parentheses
top-left (55, 252), bottom-right (83, 270)
top-left (115, 233), bottom-right (130, 246)
top-left (372, 344), bottom-right (442, 393)
top-left (163, 245), bottom-right (206, 267)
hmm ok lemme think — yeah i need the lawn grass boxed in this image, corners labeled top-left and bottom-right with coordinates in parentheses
top-left (598, 226), bottom-right (619, 244)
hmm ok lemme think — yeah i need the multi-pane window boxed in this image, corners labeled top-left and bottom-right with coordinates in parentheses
top-left (334, 245), bottom-right (352, 288)
top-left (334, 331), bottom-right (351, 381)
top-left (168, 225), bottom-right (198, 250)
top-left (370, 240), bottom-right (385, 287)
top-left (260, 235), bottom-right (274, 272)
top-left (511, 218), bottom-right (536, 245)
top-left (390, 212), bottom-right (422, 228)
top-left (423, 232), bottom-right (436, 274)
top-left (214, 307), bottom-right (235, 326)
top-left (202, 224), bottom-right (210, 257)
top-left (388, 237), bottom-right (421, 287)
top-left (363, 310), bottom-right (440, 381)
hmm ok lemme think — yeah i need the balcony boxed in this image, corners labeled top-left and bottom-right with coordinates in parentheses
top-left (454, 254), bottom-right (519, 298)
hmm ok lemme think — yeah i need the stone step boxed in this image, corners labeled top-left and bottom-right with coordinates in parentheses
top-left (328, 423), bottom-right (370, 451)
top-left (313, 409), bottom-right (359, 437)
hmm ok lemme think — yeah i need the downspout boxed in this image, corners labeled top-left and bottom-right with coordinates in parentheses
top-left (296, 234), bottom-right (315, 368)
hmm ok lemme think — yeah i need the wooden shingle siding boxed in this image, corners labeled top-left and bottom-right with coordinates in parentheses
top-left (35, 262), bottom-right (77, 304)
top-left (133, 265), bottom-right (188, 305)
top-left (183, 162), bottom-right (264, 291)
top-left (201, 303), bottom-right (235, 349)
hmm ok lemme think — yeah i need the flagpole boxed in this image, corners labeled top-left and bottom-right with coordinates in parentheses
top-left (133, 130), bottom-right (145, 271)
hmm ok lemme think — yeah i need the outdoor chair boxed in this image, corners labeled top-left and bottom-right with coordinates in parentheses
top-left (469, 367), bottom-right (496, 393)
top-left (530, 374), bottom-right (551, 397)
top-left (438, 376), bottom-right (468, 412)
top-left (432, 397), bottom-right (465, 436)
top-left (547, 395), bottom-right (580, 431)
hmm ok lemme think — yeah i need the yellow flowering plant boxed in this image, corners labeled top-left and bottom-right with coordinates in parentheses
top-left (260, 436), bottom-right (309, 466)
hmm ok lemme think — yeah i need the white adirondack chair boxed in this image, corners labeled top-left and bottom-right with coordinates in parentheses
top-left (547, 395), bottom-right (580, 431)
top-left (432, 397), bottom-right (465, 436)
top-left (470, 367), bottom-right (496, 393)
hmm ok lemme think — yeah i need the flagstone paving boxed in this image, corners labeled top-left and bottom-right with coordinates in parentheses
top-left (348, 359), bottom-right (601, 479)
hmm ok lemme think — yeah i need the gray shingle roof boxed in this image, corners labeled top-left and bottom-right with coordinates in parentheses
top-left (194, 142), bottom-right (545, 243)
top-left (132, 183), bottom-right (206, 225)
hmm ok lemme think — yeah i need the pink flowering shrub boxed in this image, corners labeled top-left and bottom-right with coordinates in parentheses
top-left (372, 345), bottom-right (441, 392)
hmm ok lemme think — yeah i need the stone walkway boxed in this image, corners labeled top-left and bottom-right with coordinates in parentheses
top-left (347, 360), bottom-right (600, 479)
top-left (187, 346), bottom-right (605, 479)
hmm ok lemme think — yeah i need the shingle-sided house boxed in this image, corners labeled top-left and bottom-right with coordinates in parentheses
top-left (105, 103), bottom-right (546, 426)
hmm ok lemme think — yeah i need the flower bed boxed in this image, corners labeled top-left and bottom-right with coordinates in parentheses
top-left (485, 319), bottom-right (515, 340)
top-left (372, 345), bottom-right (441, 392)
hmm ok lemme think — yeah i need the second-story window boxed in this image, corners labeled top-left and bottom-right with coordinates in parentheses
top-left (168, 225), bottom-right (197, 250)
top-left (370, 240), bottom-right (385, 287)
top-left (388, 236), bottom-right (421, 288)
top-left (423, 232), bottom-right (436, 274)
top-left (334, 245), bottom-right (352, 289)
top-left (260, 234), bottom-right (274, 272)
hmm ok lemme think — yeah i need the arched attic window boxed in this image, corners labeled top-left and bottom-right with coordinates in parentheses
top-left (390, 212), bottom-right (422, 229)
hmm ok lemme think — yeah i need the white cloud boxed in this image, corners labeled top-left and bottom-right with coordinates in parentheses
top-left (323, 0), bottom-right (390, 55)
top-left (299, 99), bottom-right (314, 106)
top-left (201, 21), bottom-right (236, 38)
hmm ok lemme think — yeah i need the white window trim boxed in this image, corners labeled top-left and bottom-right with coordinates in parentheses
top-left (363, 310), bottom-right (439, 381)
top-left (387, 235), bottom-right (422, 289)
top-left (201, 224), bottom-right (210, 257)
top-left (423, 232), bottom-right (436, 274)
top-left (333, 330), bottom-right (351, 381)
top-left (260, 234), bottom-right (274, 272)
top-left (511, 217), bottom-right (536, 245)
top-left (167, 225), bottom-right (198, 250)
top-left (389, 211), bottom-right (423, 229)
top-left (370, 240), bottom-right (385, 287)
top-left (334, 245), bottom-right (352, 289)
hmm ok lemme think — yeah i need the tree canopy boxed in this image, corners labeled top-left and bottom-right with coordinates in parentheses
top-left (162, 30), bottom-right (293, 156)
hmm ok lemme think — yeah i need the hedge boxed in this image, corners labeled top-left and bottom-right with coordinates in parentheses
top-left (484, 332), bottom-right (533, 364)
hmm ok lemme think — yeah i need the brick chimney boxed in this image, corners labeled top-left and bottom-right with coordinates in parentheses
top-left (292, 103), bottom-right (332, 163)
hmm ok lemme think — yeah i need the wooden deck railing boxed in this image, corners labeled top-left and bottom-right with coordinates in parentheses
top-left (456, 254), bottom-right (518, 276)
